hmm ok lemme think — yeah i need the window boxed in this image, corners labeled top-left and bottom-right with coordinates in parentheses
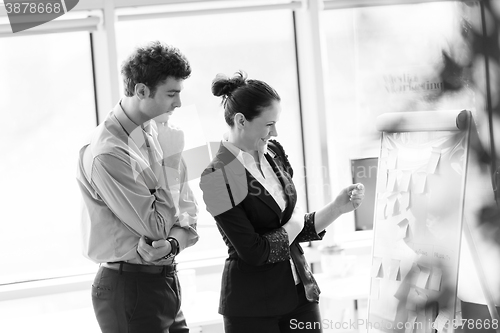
top-left (0, 32), bottom-right (97, 284)
top-left (115, 8), bottom-right (305, 260)
top-left (320, 2), bottom-right (476, 233)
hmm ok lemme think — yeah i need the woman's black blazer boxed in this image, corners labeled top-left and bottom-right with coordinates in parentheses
top-left (199, 142), bottom-right (326, 317)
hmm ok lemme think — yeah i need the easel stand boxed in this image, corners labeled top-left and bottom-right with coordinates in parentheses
top-left (366, 110), bottom-right (499, 333)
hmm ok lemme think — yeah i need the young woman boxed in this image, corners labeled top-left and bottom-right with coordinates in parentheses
top-left (200, 71), bottom-right (364, 333)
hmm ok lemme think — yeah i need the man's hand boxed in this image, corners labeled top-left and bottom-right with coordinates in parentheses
top-left (137, 236), bottom-right (171, 262)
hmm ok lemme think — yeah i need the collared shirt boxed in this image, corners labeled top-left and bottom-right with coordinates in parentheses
top-left (222, 141), bottom-right (287, 211)
top-left (76, 102), bottom-right (198, 265)
top-left (222, 140), bottom-right (300, 284)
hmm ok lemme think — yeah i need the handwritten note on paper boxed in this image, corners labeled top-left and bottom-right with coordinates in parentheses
top-left (414, 243), bottom-right (432, 259)
top-left (428, 267), bottom-right (442, 291)
top-left (371, 257), bottom-right (384, 278)
top-left (416, 265), bottom-right (431, 289)
top-left (427, 148), bottom-right (441, 174)
top-left (432, 248), bottom-right (452, 263)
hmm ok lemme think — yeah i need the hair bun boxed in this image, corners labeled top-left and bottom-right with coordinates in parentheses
top-left (211, 71), bottom-right (247, 97)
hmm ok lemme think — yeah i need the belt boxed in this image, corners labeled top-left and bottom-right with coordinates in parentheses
top-left (102, 262), bottom-right (176, 274)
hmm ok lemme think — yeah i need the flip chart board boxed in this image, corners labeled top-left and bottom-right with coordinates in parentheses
top-left (367, 110), bottom-right (472, 333)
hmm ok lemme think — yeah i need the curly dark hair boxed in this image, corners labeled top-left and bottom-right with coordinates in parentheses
top-left (211, 71), bottom-right (281, 127)
top-left (121, 41), bottom-right (191, 97)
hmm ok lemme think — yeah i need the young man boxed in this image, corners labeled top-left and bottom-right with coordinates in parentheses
top-left (77, 41), bottom-right (198, 333)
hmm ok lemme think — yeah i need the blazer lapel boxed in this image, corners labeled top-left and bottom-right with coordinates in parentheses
top-left (247, 171), bottom-right (283, 220)
top-left (214, 143), bottom-right (283, 219)
top-left (265, 153), bottom-right (297, 224)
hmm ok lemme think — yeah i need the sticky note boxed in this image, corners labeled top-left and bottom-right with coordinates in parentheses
top-left (397, 219), bottom-right (410, 240)
top-left (377, 198), bottom-right (387, 220)
top-left (407, 287), bottom-right (428, 311)
top-left (409, 263), bottom-right (421, 286)
top-left (426, 303), bottom-right (438, 333)
top-left (405, 311), bottom-right (417, 333)
top-left (418, 289), bottom-right (428, 305)
top-left (399, 170), bottom-right (412, 192)
top-left (387, 170), bottom-right (398, 192)
top-left (406, 288), bottom-right (418, 311)
top-left (386, 194), bottom-right (398, 217)
top-left (389, 259), bottom-right (402, 281)
top-left (428, 267), bottom-right (442, 291)
top-left (371, 257), bottom-right (384, 278)
top-left (378, 169), bottom-right (388, 193)
top-left (400, 192), bottom-right (411, 211)
top-left (427, 148), bottom-right (441, 174)
top-left (388, 149), bottom-right (398, 169)
top-left (413, 172), bottom-right (427, 194)
top-left (434, 311), bottom-right (451, 332)
top-left (416, 265), bottom-right (431, 289)
top-left (370, 278), bottom-right (380, 300)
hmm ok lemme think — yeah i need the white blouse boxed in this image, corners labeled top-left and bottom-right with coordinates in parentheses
top-left (222, 140), bottom-right (301, 284)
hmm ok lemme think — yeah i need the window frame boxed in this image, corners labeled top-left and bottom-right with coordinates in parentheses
top-left (0, 0), bottom-right (309, 299)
